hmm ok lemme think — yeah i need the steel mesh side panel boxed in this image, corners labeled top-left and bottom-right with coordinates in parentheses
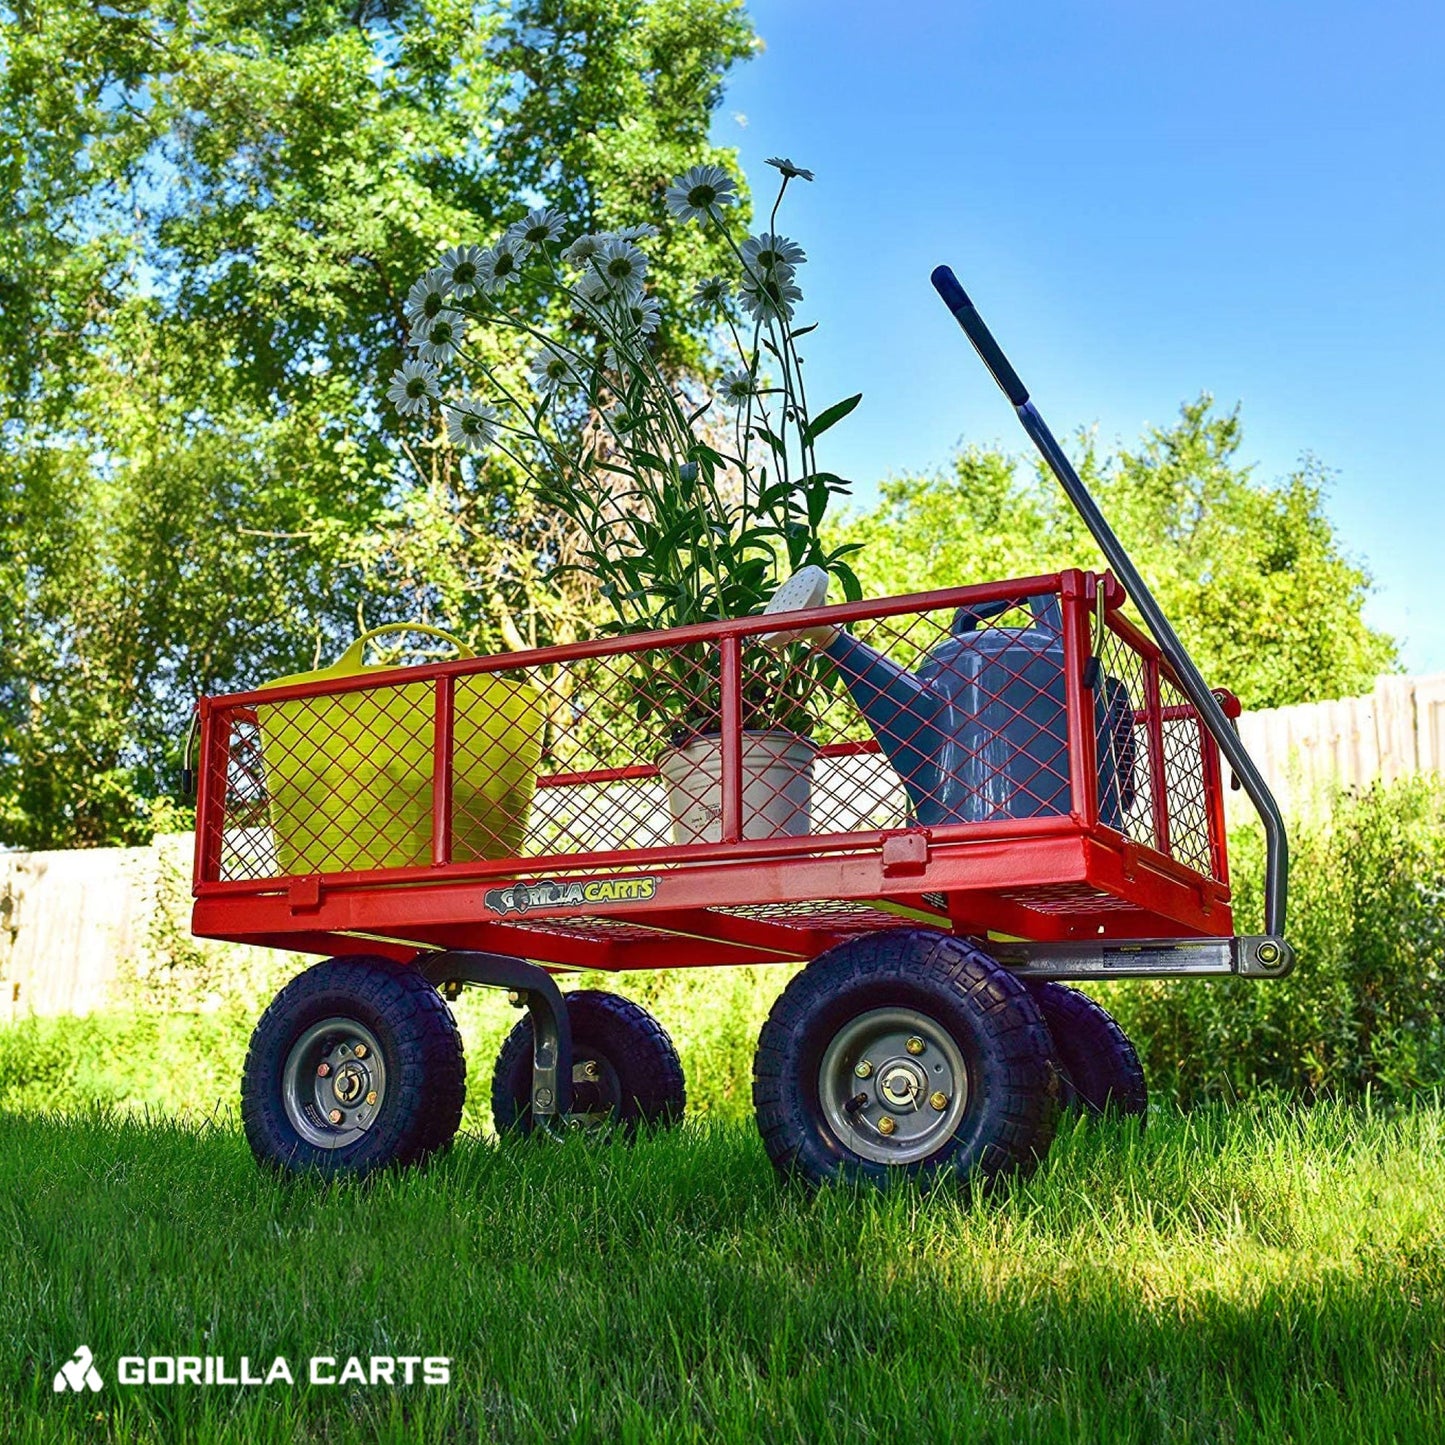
top-left (1094, 619), bottom-right (1223, 881)
top-left (205, 581), bottom-right (1223, 891)
top-left (218, 716), bottom-right (279, 881)
top-left (1158, 675), bottom-right (1218, 877)
top-left (1094, 626), bottom-right (1159, 853)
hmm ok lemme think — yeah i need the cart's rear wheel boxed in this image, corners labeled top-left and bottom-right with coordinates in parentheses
top-left (753, 929), bottom-right (1059, 1190)
top-left (1027, 981), bottom-right (1147, 1118)
top-left (492, 990), bottom-right (685, 1136)
top-left (241, 954), bottom-right (465, 1178)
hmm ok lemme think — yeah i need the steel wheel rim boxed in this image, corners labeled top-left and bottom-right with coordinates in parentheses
top-left (281, 1017), bottom-right (388, 1150)
top-left (818, 1007), bottom-right (969, 1166)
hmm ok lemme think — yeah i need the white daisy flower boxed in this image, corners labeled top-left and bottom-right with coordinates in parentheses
top-left (443, 397), bottom-right (501, 455)
top-left (414, 310), bottom-right (466, 363)
top-left (563, 233), bottom-right (606, 266)
top-left (435, 244), bottom-right (485, 299)
top-left (478, 241), bottom-right (523, 293)
top-left (693, 275), bottom-right (730, 308)
top-left (739, 270), bottom-right (803, 323)
top-left (616, 222), bottom-right (659, 242)
top-left (404, 268), bottom-right (451, 327)
top-left (719, 368), bottom-right (756, 408)
top-left (665, 163), bottom-right (737, 222)
top-left (589, 237), bottom-right (648, 301)
top-left (600, 296), bottom-right (663, 370)
top-left (506, 207), bottom-right (565, 255)
top-left (622, 295), bottom-right (662, 337)
top-left (742, 232), bottom-right (807, 275)
top-left (571, 269), bottom-right (611, 304)
top-left (386, 358), bottom-right (440, 416)
top-left (529, 343), bottom-right (582, 397)
top-left (766, 156), bottom-right (814, 182)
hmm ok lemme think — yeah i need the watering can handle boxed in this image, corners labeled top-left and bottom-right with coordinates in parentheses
top-left (334, 623), bottom-right (476, 673)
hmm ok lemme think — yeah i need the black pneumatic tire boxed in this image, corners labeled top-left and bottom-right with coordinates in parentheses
top-left (241, 954), bottom-right (466, 1179)
top-left (492, 990), bottom-right (685, 1136)
top-left (1026, 981), bottom-right (1147, 1118)
top-left (753, 929), bottom-right (1060, 1190)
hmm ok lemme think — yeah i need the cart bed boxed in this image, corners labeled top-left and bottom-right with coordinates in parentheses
top-left (191, 570), bottom-right (1235, 968)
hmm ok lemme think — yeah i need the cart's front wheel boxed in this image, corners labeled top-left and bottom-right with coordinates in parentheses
top-left (241, 954), bottom-right (465, 1179)
top-left (753, 929), bottom-right (1059, 1190)
top-left (492, 990), bottom-right (685, 1136)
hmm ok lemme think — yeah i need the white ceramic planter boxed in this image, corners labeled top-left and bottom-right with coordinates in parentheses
top-left (658, 729), bottom-right (817, 845)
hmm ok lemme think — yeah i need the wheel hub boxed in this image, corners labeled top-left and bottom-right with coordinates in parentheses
top-left (281, 1018), bottom-right (388, 1150)
top-left (818, 1007), bottom-right (969, 1166)
top-left (878, 1060), bottom-right (926, 1109)
top-left (567, 1054), bottom-right (621, 1127)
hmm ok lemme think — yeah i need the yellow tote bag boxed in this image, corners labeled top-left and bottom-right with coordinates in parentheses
top-left (256, 624), bottom-right (543, 876)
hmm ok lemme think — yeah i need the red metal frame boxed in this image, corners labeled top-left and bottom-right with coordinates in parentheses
top-left (191, 570), bottom-right (1235, 969)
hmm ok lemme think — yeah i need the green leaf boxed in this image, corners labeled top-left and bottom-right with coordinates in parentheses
top-left (806, 481), bottom-right (829, 529)
top-left (750, 425), bottom-right (787, 460)
top-left (832, 561), bottom-right (865, 602)
top-left (803, 393), bottom-right (862, 446)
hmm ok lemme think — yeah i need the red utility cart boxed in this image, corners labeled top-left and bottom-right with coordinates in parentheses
top-left (192, 269), bottom-right (1291, 1189)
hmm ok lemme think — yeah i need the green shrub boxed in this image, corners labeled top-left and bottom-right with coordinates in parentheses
top-left (1100, 777), bottom-right (1445, 1104)
top-left (0, 1008), bottom-right (256, 1115)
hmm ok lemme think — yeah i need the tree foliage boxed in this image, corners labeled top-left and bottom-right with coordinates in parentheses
top-left (0, 0), bottom-right (753, 848)
top-left (834, 397), bottom-right (1396, 709)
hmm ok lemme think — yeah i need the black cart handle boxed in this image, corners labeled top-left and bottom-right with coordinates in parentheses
top-left (931, 264), bottom-right (1290, 945)
top-left (930, 267), bottom-right (1030, 407)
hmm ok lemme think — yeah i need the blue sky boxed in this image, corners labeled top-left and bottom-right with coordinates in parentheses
top-left (715, 0), bottom-right (1445, 674)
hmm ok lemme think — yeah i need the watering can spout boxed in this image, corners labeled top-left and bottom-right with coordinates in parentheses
top-left (759, 567), bottom-right (948, 813)
top-left (821, 632), bottom-right (949, 812)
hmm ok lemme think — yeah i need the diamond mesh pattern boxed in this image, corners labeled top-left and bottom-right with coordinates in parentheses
top-left (1094, 625), bottom-right (1158, 853)
top-left (203, 579), bottom-right (1224, 889)
top-left (1158, 675), bottom-right (1217, 876)
top-left (1093, 619), bottom-right (1223, 879)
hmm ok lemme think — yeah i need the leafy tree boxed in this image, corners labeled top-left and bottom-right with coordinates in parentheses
top-left (0, 0), bottom-right (754, 848)
top-left (833, 397), bottom-right (1396, 709)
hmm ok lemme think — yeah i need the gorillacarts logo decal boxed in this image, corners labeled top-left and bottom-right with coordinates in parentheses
top-left (485, 874), bottom-right (659, 916)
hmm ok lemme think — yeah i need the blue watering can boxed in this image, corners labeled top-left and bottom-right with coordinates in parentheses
top-left (762, 569), bottom-right (1136, 829)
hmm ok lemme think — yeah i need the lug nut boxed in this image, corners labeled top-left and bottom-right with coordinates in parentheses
top-left (583, 1060), bottom-right (600, 1080)
top-left (929, 1091), bottom-right (949, 1111)
top-left (854, 1060), bottom-right (874, 1079)
top-left (878, 1115), bottom-right (897, 1136)
top-left (366, 1091), bottom-right (377, 1106)
top-left (905, 1037), bottom-right (925, 1056)
top-left (353, 1043), bottom-right (368, 1060)
top-left (328, 1109), bottom-right (343, 1125)
top-left (316, 1062), bottom-right (331, 1078)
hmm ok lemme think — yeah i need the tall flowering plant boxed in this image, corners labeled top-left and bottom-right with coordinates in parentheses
top-left (385, 157), bottom-right (861, 738)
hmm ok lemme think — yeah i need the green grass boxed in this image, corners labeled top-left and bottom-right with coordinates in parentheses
top-left (3, 1100), bottom-right (1444, 1443)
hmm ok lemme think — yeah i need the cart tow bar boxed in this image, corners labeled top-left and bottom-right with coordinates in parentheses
top-left (931, 265), bottom-right (1291, 968)
top-left (415, 951), bottom-right (574, 1121)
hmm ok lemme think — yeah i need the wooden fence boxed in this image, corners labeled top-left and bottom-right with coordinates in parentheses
top-left (1226, 672), bottom-right (1445, 823)
top-left (2, 673), bottom-right (1442, 1019)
